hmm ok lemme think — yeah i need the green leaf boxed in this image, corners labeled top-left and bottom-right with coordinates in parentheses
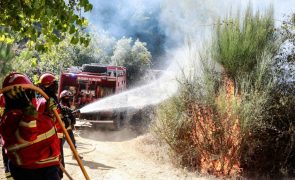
top-left (36, 44), bottom-right (45, 52)
top-left (70, 36), bottom-right (79, 44)
top-left (81, 18), bottom-right (88, 27)
top-left (83, 38), bottom-right (90, 47)
top-left (85, 4), bottom-right (93, 12)
top-left (31, 58), bottom-right (37, 67)
top-left (69, 25), bottom-right (76, 34)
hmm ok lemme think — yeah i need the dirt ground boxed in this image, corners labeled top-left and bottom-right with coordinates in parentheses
top-left (0, 126), bottom-right (214, 180)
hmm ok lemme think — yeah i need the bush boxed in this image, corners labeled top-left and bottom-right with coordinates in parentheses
top-left (152, 87), bottom-right (199, 169)
top-left (212, 6), bottom-right (276, 80)
top-left (152, 4), bottom-right (295, 178)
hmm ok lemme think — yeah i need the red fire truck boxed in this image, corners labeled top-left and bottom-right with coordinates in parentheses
top-left (58, 64), bottom-right (127, 129)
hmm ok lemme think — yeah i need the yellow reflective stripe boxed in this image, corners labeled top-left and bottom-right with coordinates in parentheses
top-left (57, 133), bottom-right (64, 138)
top-left (7, 127), bottom-right (56, 151)
top-left (36, 156), bottom-right (59, 164)
top-left (13, 151), bottom-right (22, 166)
top-left (0, 107), bottom-right (4, 117)
top-left (19, 120), bottom-right (37, 128)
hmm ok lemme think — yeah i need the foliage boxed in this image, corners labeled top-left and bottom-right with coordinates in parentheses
top-left (152, 45), bottom-right (221, 172)
top-left (153, 50), bottom-right (242, 176)
top-left (0, 0), bottom-right (93, 51)
top-left (90, 30), bottom-right (115, 64)
top-left (238, 20), bottom-right (295, 179)
top-left (212, 6), bottom-right (276, 80)
top-left (6, 31), bottom-right (152, 86)
top-left (11, 32), bottom-right (99, 82)
top-left (279, 13), bottom-right (295, 44)
top-left (152, 5), bottom-right (295, 178)
top-left (111, 37), bottom-right (152, 86)
top-left (0, 42), bottom-right (14, 86)
top-left (152, 89), bottom-right (198, 170)
top-left (111, 37), bottom-right (132, 66)
top-left (87, 0), bottom-right (166, 62)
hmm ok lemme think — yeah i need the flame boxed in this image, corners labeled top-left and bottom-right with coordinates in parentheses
top-left (191, 76), bottom-right (242, 177)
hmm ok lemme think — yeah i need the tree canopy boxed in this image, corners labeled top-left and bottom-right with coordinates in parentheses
top-left (111, 37), bottom-right (152, 85)
top-left (0, 0), bottom-right (93, 51)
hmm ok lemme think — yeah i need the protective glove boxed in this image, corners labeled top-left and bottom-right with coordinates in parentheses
top-left (5, 86), bottom-right (30, 101)
top-left (60, 110), bottom-right (70, 128)
top-left (46, 97), bottom-right (58, 112)
top-left (5, 86), bottom-right (38, 116)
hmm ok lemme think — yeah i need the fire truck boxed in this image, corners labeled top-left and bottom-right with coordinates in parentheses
top-left (58, 64), bottom-right (127, 129)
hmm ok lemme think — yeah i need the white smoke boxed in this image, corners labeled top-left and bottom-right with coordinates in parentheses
top-left (80, 0), bottom-right (295, 113)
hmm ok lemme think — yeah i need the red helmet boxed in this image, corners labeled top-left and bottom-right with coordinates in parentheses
top-left (39, 73), bottom-right (56, 86)
top-left (2, 72), bottom-right (32, 88)
top-left (60, 90), bottom-right (73, 99)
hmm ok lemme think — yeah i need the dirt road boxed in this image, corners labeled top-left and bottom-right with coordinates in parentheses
top-left (0, 127), bottom-right (212, 180)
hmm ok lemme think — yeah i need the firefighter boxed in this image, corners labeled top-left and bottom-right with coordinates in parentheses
top-left (36, 72), bottom-right (65, 178)
top-left (0, 94), bottom-right (12, 179)
top-left (0, 72), bottom-right (61, 179)
top-left (59, 90), bottom-right (83, 159)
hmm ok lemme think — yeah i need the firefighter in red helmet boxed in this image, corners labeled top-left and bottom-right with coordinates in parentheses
top-left (0, 72), bottom-right (61, 179)
top-left (59, 90), bottom-right (83, 159)
top-left (38, 73), bottom-right (59, 98)
top-left (36, 72), bottom-right (66, 178)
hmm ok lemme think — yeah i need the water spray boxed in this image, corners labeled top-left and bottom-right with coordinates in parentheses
top-left (79, 71), bottom-right (178, 114)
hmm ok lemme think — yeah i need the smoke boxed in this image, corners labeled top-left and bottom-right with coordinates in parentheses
top-left (80, 0), bottom-right (295, 113)
top-left (86, 0), bottom-right (295, 65)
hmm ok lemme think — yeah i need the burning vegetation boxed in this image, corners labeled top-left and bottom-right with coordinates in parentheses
top-left (153, 5), bottom-right (295, 179)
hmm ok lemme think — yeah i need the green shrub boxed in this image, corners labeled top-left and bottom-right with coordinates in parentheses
top-left (212, 6), bottom-right (276, 80)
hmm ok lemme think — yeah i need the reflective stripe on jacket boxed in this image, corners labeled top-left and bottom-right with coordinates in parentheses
top-left (37, 98), bottom-right (64, 138)
top-left (0, 109), bottom-right (60, 169)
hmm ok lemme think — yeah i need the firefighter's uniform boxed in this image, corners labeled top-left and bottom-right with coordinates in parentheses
top-left (0, 72), bottom-right (61, 179)
top-left (0, 109), bottom-right (60, 167)
top-left (0, 107), bottom-right (60, 179)
top-left (37, 98), bottom-right (64, 139)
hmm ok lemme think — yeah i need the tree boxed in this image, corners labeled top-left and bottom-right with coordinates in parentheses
top-left (0, 0), bottom-right (93, 51)
top-left (0, 42), bottom-right (14, 85)
top-left (111, 37), bottom-right (132, 66)
top-left (90, 30), bottom-right (115, 65)
top-left (111, 37), bottom-right (152, 85)
top-left (11, 32), bottom-right (100, 83)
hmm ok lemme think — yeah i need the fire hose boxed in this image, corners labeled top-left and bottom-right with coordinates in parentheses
top-left (0, 84), bottom-right (90, 180)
